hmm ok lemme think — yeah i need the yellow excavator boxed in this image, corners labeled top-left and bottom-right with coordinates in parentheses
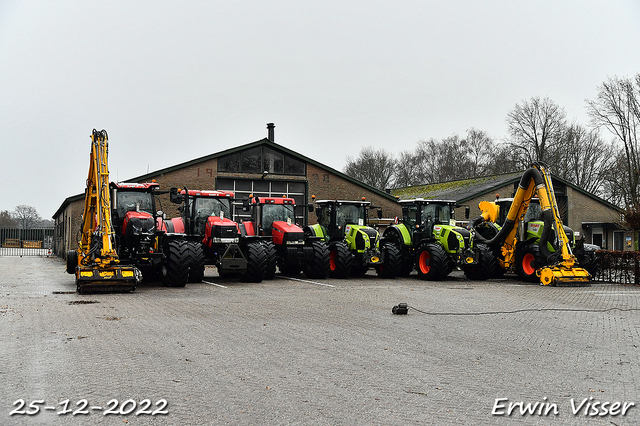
top-left (66, 129), bottom-right (140, 294)
top-left (470, 162), bottom-right (591, 286)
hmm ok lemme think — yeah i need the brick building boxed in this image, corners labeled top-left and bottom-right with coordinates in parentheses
top-left (53, 124), bottom-right (400, 257)
top-left (391, 171), bottom-right (631, 251)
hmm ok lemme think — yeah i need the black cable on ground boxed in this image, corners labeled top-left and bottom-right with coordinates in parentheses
top-left (391, 304), bottom-right (640, 316)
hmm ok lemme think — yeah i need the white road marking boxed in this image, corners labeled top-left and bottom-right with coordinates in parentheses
top-left (202, 280), bottom-right (227, 288)
top-left (281, 276), bottom-right (336, 288)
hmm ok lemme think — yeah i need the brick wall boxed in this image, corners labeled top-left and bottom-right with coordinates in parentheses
top-left (306, 164), bottom-right (401, 224)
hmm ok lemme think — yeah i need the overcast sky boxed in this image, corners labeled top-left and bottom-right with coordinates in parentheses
top-left (1, 0), bottom-right (639, 218)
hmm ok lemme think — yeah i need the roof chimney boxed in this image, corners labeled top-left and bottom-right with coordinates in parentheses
top-left (267, 123), bottom-right (275, 142)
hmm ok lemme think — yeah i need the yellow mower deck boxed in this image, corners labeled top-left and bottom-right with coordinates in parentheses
top-left (75, 265), bottom-right (139, 294)
top-left (538, 266), bottom-right (591, 287)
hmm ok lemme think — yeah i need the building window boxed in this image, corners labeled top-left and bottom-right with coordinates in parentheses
top-left (218, 146), bottom-right (305, 176)
top-left (241, 147), bottom-right (262, 173)
top-left (614, 231), bottom-right (624, 251)
top-left (217, 152), bottom-right (240, 172)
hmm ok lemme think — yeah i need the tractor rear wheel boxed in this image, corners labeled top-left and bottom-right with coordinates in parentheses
top-left (263, 241), bottom-right (277, 279)
top-left (376, 242), bottom-right (401, 278)
top-left (515, 244), bottom-right (541, 282)
top-left (328, 241), bottom-right (352, 278)
top-left (462, 244), bottom-right (497, 280)
top-left (303, 241), bottom-right (330, 279)
top-left (186, 241), bottom-right (205, 283)
top-left (161, 240), bottom-right (190, 287)
top-left (241, 241), bottom-right (267, 283)
top-left (415, 243), bottom-right (448, 281)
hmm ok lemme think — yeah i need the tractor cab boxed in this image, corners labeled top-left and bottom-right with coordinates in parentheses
top-left (313, 199), bottom-right (380, 241)
top-left (110, 182), bottom-right (161, 258)
top-left (244, 197), bottom-right (301, 243)
top-left (399, 199), bottom-right (458, 246)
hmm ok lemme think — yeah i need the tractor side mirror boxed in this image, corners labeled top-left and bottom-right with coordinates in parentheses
top-left (308, 204), bottom-right (314, 213)
top-left (169, 187), bottom-right (183, 204)
top-left (377, 209), bottom-right (383, 219)
top-left (465, 206), bottom-right (470, 219)
top-left (242, 197), bottom-right (250, 212)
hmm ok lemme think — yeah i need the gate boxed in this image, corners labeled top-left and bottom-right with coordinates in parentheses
top-left (0, 227), bottom-right (54, 256)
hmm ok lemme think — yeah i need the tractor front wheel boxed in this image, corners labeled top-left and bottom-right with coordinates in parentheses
top-left (186, 241), bottom-right (205, 283)
top-left (376, 243), bottom-right (401, 278)
top-left (161, 240), bottom-right (190, 287)
top-left (416, 243), bottom-right (448, 281)
top-left (462, 244), bottom-right (497, 281)
top-left (66, 250), bottom-right (78, 274)
top-left (515, 245), bottom-right (541, 282)
top-left (303, 241), bottom-right (330, 279)
top-left (263, 241), bottom-right (277, 279)
top-left (241, 241), bottom-right (267, 283)
top-left (329, 241), bottom-right (353, 278)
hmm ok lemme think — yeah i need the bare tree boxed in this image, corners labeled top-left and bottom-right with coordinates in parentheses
top-left (13, 205), bottom-right (42, 229)
top-left (586, 74), bottom-right (640, 207)
top-left (0, 210), bottom-right (17, 227)
top-left (506, 96), bottom-right (567, 163)
top-left (464, 128), bottom-right (495, 177)
top-left (344, 146), bottom-right (397, 190)
top-left (548, 122), bottom-right (615, 197)
top-left (393, 149), bottom-right (422, 187)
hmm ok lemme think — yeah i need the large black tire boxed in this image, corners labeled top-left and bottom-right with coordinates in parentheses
top-left (185, 241), bottom-right (205, 283)
top-left (263, 241), bottom-right (277, 280)
top-left (66, 250), bottom-right (78, 274)
top-left (161, 240), bottom-right (190, 287)
top-left (415, 243), bottom-right (449, 281)
top-left (303, 241), bottom-right (330, 279)
top-left (376, 243), bottom-right (401, 278)
top-left (329, 241), bottom-right (353, 278)
top-left (515, 244), bottom-right (542, 282)
top-left (462, 244), bottom-right (498, 280)
top-left (241, 241), bottom-right (267, 283)
top-left (398, 245), bottom-right (414, 277)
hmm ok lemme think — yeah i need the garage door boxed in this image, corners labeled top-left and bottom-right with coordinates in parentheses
top-left (216, 178), bottom-right (307, 223)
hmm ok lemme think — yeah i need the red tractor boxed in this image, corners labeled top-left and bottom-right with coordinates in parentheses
top-left (109, 182), bottom-right (190, 287)
top-left (241, 196), bottom-right (330, 278)
top-left (165, 188), bottom-right (268, 283)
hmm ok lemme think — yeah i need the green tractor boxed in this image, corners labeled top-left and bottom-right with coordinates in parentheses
top-left (382, 198), bottom-right (497, 280)
top-left (305, 198), bottom-right (401, 278)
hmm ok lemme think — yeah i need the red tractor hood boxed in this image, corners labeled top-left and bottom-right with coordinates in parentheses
top-left (271, 221), bottom-right (304, 245)
top-left (122, 210), bottom-right (154, 235)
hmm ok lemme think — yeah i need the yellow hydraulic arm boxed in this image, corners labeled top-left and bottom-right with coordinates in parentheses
top-left (78, 129), bottom-right (119, 268)
top-left (70, 129), bottom-right (139, 294)
top-left (477, 163), bottom-right (590, 286)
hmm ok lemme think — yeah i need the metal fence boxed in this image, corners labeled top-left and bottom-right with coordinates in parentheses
top-left (0, 227), bottom-right (54, 256)
top-left (592, 250), bottom-right (640, 285)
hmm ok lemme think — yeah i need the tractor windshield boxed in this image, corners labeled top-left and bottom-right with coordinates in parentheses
top-left (194, 197), bottom-right (231, 220)
top-left (193, 197), bottom-right (232, 235)
top-left (336, 204), bottom-right (366, 228)
top-left (523, 202), bottom-right (543, 223)
top-left (421, 203), bottom-right (452, 225)
top-left (262, 204), bottom-right (295, 230)
top-left (116, 191), bottom-right (154, 218)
